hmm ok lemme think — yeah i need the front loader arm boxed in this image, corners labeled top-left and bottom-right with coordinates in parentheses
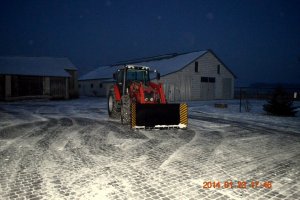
top-left (149, 82), bottom-right (167, 104)
top-left (113, 85), bottom-right (121, 102)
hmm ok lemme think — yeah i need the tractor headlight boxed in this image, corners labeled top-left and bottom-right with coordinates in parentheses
top-left (145, 92), bottom-right (154, 102)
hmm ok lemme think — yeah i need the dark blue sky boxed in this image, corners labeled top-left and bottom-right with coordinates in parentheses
top-left (0, 0), bottom-right (299, 86)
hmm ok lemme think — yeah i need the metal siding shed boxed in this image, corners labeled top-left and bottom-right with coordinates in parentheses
top-left (0, 57), bottom-right (78, 100)
top-left (0, 57), bottom-right (76, 77)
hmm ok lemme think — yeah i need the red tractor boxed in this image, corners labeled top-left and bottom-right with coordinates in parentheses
top-left (107, 65), bottom-right (188, 129)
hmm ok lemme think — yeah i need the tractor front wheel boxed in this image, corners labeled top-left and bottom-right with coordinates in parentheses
top-left (121, 95), bottom-right (131, 125)
top-left (107, 90), bottom-right (119, 119)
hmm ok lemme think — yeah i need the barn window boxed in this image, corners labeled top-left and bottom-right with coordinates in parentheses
top-left (209, 77), bottom-right (216, 82)
top-left (217, 65), bottom-right (220, 74)
top-left (201, 77), bottom-right (215, 83)
top-left (201, 77), bottom-right (208, 82)
top-left (91, 83), bottom-right (93, 88)
top-left (195, 62), bottom-right (198, 72)
top-left (99, 83), bottom-right (103, 88)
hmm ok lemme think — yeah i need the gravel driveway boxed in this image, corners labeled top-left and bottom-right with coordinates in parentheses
top-left (0, 98), bottom-right (299, 200)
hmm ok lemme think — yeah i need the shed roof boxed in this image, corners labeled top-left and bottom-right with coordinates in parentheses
top-left (0, 57), bottom-right (76, 77)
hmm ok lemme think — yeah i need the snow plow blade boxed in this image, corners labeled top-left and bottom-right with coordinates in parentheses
top-left (131, 103), bottom-right (188, 129)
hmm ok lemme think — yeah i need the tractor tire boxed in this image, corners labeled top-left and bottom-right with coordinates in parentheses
top-left (107, 90), bottom-right (119, 119)
top-left (121, 95), bottom-right (131, 125)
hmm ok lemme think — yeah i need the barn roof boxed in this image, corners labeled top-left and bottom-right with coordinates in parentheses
top-left (0, 57), bottom-right (76, 77)
top-left (78, 66), bottom-right (120, 81)
top-left (79, 50), bottom-right (236, 80)
top-left (130, 50), bottom-right (207, 76)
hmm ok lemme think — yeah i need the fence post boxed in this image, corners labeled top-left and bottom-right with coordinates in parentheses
top-left (239, 87), bottom-right (242, 113)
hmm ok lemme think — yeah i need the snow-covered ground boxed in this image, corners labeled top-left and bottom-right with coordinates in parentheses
top-left (188, 99), bottom-right (300, 133)
top-left (0, 97), bottom-right (299, 200)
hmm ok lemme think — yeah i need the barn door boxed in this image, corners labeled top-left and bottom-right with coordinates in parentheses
top-left (50, 77), bottom-right (66, 98)
top-left (163, 81), bottom-right (169, 101)
top-left (11, 76), bottom-right (43, 97)
top-left (169, 85), bottom-right (175, 102)
top-left (208, 81), bottom-right (215, 99)
top-left (200, 82), bottom-right (208, 100)
top-left (200, 77), bottom-right (215, 100)
top-left (222, 78), bottom-right (232, 99)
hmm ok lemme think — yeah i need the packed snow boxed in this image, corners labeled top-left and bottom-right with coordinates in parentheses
top-left (0, 97), bottom-right (299, 200)
top-left (188, 99), bottom-right (300, 133)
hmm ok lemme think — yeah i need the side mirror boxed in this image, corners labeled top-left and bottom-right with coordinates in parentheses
top-left (156, 72), bottom-right (160, 80)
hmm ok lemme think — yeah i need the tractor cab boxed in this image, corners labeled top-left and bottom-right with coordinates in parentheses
top-left (113, 65), bottom-right (160, 96)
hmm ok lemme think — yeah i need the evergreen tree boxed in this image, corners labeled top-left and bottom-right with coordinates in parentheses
top-left (263, 86), bottom-right (298, 116)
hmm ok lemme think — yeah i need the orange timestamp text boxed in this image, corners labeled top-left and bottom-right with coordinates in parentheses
top-left (202, 181), bottom-right (272, 189)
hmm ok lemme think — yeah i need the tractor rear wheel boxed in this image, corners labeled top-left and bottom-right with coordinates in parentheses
top-left (121, 95), bottom-right (131, 125)
top-left (107, 90), bottom-right (119, 118)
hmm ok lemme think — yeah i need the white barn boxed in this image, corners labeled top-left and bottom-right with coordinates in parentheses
top-left (79, 50), bottom-right (236, 101)
top-left (78, 66), bottom-right (116, 97)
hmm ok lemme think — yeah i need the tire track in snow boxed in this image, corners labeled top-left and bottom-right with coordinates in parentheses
top-left (0, 118), bottom-right (61, 199)
top-left (0, 121), bottom-right (48, 139)
top-left (0, 104), bottom-right (84, 198)
top-left (36, 117), bottom-right (74, 151)
top-left (37, 117), bottom-right (115, 199)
